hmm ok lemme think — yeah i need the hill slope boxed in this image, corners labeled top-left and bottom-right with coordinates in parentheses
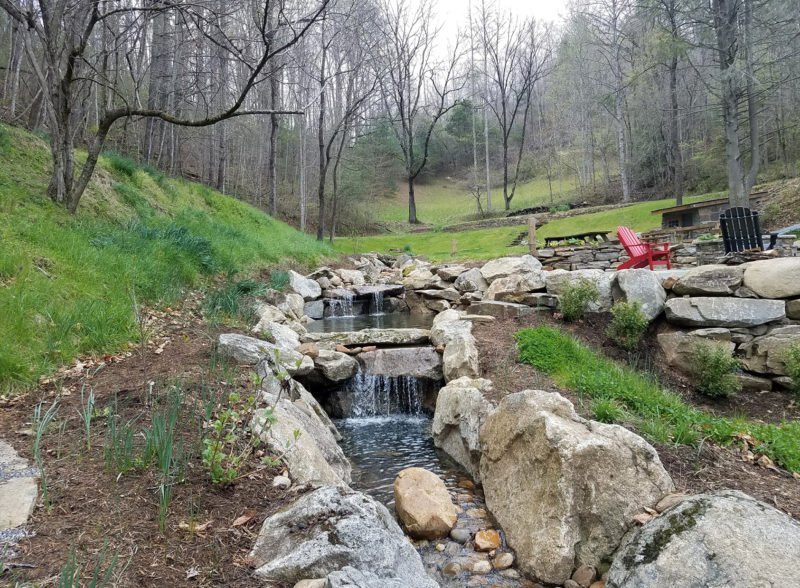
top-left (0, 124), bottom-right (330, 388)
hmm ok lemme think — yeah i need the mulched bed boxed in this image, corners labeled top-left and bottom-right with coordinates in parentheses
top-left (0, 299), bottom-right (296, 587)
top-left (473, 312), bottom-right (800, 520)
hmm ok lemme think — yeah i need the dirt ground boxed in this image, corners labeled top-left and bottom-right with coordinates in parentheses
top-left (0, 297), bottom-right (295, 587)
top-left (473, 312), bottom-right (800, 521)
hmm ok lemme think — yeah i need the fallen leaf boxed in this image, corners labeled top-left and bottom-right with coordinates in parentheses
top-left (232, 511), bottom-right (257, 527)
top-left (178, 520), bottom-right (212, 534)
top-left (186, 567), bottom-right (200, 580)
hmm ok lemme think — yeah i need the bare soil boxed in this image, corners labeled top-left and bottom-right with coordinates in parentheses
top-left (473, 312), bottom-right (800, 520)
top-left (0, 297), bottom-right (296, 587)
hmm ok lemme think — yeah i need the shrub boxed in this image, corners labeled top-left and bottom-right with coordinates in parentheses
top-left (559, 279), bottom-right (599, 322)
top-left (784, 343), bottom-right (800, 395)
top-left (607, 301), bottom-right (649, 350)
top-left (692, 343), bottom-right (741, 398)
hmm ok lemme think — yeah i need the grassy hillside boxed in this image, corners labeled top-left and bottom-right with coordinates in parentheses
top-left (0, 124), bottom-right (331, 389)
top-left (336, 192), bottom-right (719, 262)
top-left (380, 175), bottom-right (578, 225)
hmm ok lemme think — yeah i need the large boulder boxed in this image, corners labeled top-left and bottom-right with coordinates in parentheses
top-left (454, 268), bottom-right (489, 293)
top-left (249, 486), bottom-right (437, 587)
top-left (485, 272), bottom-right (547, 303)
top-left (430, 312), bottom-right (479, 382)
top-left (606, 490), bottom-right (800, 588)
top-left (656, 328), bottom-right (735, 369)
top-left (468, 300), bottom-right (537, 318)
top-left (403, 267), bottom-right (444, 290)
top-left (480, 255), bottom-right (543, 283)
top-left (671, 265), bottom-right (744, 296)
top-left (252, 393), bottom-right (351, 486)
top-left (664, 297), bottom-right (786, 328)
top-left (309, 328), bottom-right (430, 346)
top-left (358, 347), bottom-right (442, 380)
top-left (741, 325), bottom-right (800, 376)
top-left (313, 349), bottom-right (359, 382)
top-left (432, 377), bottom-right (494, 481)
top-left (217, 333), bottom-right (313, 376)
top-left (252, 320), bottom-right (301, 351)
top-left (612, 270), bottom-right (667, 321)
top-left (393, 467), bottom-right (459, 539)
top-left (289, 270), bottom-right (323, 301)
top-left (435, 265), bottom-right (469, 281)
top-left (545, 269), bottom-right (614, 312)
top-left (336, 269), bottom-right (366, 286)
top-left (480, 390), bottom-right (674, 585)
top-left (742, 257), bottom-right (800, 298)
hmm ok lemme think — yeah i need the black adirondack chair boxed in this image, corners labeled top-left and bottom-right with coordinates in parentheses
top-left (719, 207), bottom-right (778, 253)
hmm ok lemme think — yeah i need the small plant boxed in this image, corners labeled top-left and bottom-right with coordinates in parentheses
top-left (104, 400), bottom-right (138, 475)
top-left (33, 401), bottom-right (60, 507)
top-left (591, 398), bottom-right (626, 423)
top-left (692, 343), bottom-right (741, 398)
top-left (607, 301), bottom-right (649, 350)
top-left (268, 270), bottom-right (290, 291)
top-left (559, 278), bottom-right (599, 322)
top-left (77, 386), bottom-right (96, 450)
top-left (784, 343), bottom-right (800, 396)
top-left (403, 244), bottom-right (413, 254)
top-left (104, 151), bottom-right (138, 178)
top-left (202, 391), bottom-right (261, 484)
top-left (57, 541), bottom-right (119, 588)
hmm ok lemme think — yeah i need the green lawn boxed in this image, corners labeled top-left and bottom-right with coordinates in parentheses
top-left (516, 326), bottom-right (800, 473)
top-left (337, 192), bottom-right (721, 262)
top-left (381, 175), bottom-right (578, 225)
top-left (0, 124), bottom-right (331, 389)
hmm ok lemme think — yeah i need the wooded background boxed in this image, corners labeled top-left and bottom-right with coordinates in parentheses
top-left (1, 0), bottom-right (799, 237)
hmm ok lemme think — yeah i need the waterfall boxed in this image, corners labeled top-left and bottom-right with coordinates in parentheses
top-left (344, 371), bottom-right (424, 417)
top-left (328, 291), bottom-right (355, 317)
top-left (369, 290), bottom-right (385, 315)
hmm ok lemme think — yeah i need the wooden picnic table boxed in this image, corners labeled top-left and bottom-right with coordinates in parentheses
top-left (544, 230), bottom-right (611, 247)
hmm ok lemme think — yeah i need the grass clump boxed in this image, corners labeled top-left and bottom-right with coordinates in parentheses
top-left (607, 301), bottom-right (649, 350)
top-left (692, 343), bottom-right (741, 398)
top-left (515, 326), bottom-right (800, 473)
top-left (559, 279), bottom-right (599, 322)
top-left (204, 275), bottom-right (267, 324)
top-left (784, 343), bottom-right (800, 396)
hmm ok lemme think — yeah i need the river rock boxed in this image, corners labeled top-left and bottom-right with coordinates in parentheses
top-left (480, 390), bottom-right (673, 585)
top-left (474, 529), bottom-right (501, 551)
top-left (656, 329), bottom-right (735, 369)
top-left (436, 265), bottom-right (469, 281)
top-left (606, 490), bottom-right (800, 588)
top-left (545, 269), bottom-right (613, 312)
top-left (432, 377), bottom-right (494, 481)
top-left (480, 255), bottom-right (543, 283)
top-left (217, 333), bottom-right (313, 376)
top-left (493, 553), bottom-right (514, 570)
top-left (485, 272), bottom-right (547, 303)
top-left (289, 270), bottom-right (323, 301)
top-left (664, 297), bottom-right (786, 327)
top-left (394, 467), bottom-right (459, 539)
top-left (309, 328), bottom-right (430, 346)
top-left (612, 270), bottom-right (667, 321)
top-left (253, 394), bottom-right (351, 486)
top-left (468, 300), bottom-right (537, 318)
top-left (740, 325), bottom-right (800, 376)
top-left (358, 347), bottom-right (443, 380)
top-left (313, 349), bottom-right (359, 382)
top-left (742, 258), bottom-right (800, 298)
top-left (249, 486), bottom-right (436, 587)
top-left (671, 265), bottom-right (744, 296)
top-left (455, 268), bottom-right (489, 293)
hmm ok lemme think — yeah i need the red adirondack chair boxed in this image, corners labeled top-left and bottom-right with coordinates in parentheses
top-left (617, 226), bottom-right (671, 270)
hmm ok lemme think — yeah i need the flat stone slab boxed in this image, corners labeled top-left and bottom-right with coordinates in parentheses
top-left (468, 301), bottom-right (539, 319)
top-left (664, 297), bottom-right (786, 328)
top-left (352, 284), bottom-right (404, 297)
top-left (307, 328), bottom-right (430, 346)
top-left (0, 440), bottom-right (39, 530)
top-left (358, 347), bottom-right (443, 380)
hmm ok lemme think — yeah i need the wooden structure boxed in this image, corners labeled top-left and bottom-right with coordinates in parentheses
top-left (617, 226), bottom-right (671, 270)
top-left (641, 221), bottom-right (718, 244)
top-left (652, 191), bottom-right (771, 229)
top-left (719, 207), bottom-right (778, 253)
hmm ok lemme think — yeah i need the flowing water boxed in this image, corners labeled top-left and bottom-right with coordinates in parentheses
top-left (306, 312), bottom-right (433, 333)
top-left (327, 291), bottom-right (355, 317)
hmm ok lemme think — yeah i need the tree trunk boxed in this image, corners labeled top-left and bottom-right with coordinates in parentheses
top-left (668, 53), bottom-right (684, 204)
top-left (408, 175), bottom-right (418, 224)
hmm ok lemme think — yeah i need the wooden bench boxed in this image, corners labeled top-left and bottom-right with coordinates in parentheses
top-left (719, 207), bottom-right (778, 253)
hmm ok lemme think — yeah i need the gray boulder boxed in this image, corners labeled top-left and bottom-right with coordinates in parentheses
top-left (309, 328), bottom-right (430, 347)
top-left (358, 347), bottom-right (442, 380)
top-left (480, 255), bottom-right (543, 283)
top-left (742, 257), bottom-right (800, 298)
top-left (249, 486), bottom-right (437, 587)
top-left (656, 328), bottom-right (734, 369)
top-left (467, 300), bottom-right (537, 319)
top-left (485, 272), bottom-right (547, 303)
top-left (430, 312), bottom-right (479, 382)
top-left (432, 377), bottom-right (494, 481)
top-left (289, 270), bottom-right (323, 301)
top-left (435, 265), bottom-right (469, 281)
top-left (612, 269), bottom-right (667, 321)
top-left (545, 269), bottom-right (614, 312)
top-left (607, 490), bottom-right (800, 588)
top-left (454, 268), bottom-right (489, 293)
top-left (480, 390), bottom-right (673, 585)
top-left (787, 299), bottom-right (800, 320)
top-left (671, 265), bottom-right (744, 296)
top-left (252, 320), bottom-right (301, 351)
top-left (664, 297), bottom-right (786, 327)
top-left (740, 325), bottom-right (800, 376)
top-left (216, 333), bottom-right (313, 376)
top-left (313, 350), bottom-right (359, 382)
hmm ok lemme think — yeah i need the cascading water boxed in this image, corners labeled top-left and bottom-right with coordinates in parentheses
top-left (369, 290), bottom-right (385, 315)
top-left (344, 371), bottom-right (423, 417)
top-left (328, 291), bottom-right (355, 317)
